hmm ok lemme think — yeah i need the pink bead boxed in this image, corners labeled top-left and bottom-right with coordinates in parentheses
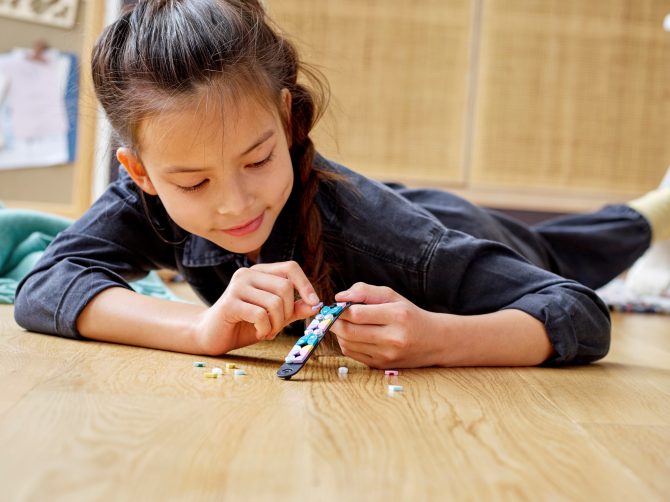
top-left (384, 370), bottom-right (399, 376)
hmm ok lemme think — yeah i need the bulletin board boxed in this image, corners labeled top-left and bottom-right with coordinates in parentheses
top-left (0, 0), bottom-right (104, 217)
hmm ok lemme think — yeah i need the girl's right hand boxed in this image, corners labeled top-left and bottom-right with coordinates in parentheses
top-left (192, 261), bottom-right (321, 355)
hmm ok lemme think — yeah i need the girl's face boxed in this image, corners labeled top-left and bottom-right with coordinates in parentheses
top-left (118, 90), bottom-right (294, 261)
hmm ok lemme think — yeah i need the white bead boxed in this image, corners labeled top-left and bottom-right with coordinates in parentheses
top-left (338, 367), bottom-right (348, 374)
top-left (212, 367), bottom-right (223, 375)
top-left (234, 369), bottom-right (246, 376)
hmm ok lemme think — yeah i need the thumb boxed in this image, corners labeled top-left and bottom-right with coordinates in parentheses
top-left (287, 299), bottom-right (318, 324)
top-left (335, 282), bottom-right (401, 305)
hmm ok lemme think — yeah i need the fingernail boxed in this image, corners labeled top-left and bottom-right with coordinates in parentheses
top-left (311, 300), bottom-right (323, 311)
top-left (308, 294), bottom-right (320, 305)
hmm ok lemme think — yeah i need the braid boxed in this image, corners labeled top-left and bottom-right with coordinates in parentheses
top-left (296, 143), bottom-right (332, 301)
top-left (287, 78), bottom-right (334, 301)
top-left (283, 48), bottom-right (344, 301)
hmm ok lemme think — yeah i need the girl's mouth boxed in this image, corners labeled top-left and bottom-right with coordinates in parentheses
top-left (220, 213), bottom-right (264, 237)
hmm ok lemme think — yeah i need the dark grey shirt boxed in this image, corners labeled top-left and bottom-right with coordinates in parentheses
top-left (14, 154), bottom-right (611, 365)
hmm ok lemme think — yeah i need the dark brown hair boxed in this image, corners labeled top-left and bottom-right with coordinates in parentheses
top-left (91, 0), bottom-right (339, 300)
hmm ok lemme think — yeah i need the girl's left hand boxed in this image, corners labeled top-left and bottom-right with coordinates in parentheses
top-left (331, 282), bottom-right (444, 368)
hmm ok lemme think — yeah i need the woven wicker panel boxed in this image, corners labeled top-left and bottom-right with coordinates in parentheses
top-left (269, 1), bottom-right (471, 182)
top-left (472, 0), bottom-right (670, 196)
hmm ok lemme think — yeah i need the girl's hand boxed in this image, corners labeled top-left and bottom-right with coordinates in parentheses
top-left (193, 261), bottom-right (320, 355)
top-left (331, 282), bottom-right (443, 368)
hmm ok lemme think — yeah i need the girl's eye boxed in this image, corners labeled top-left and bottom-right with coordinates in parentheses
top-left (177, 179), bottom-right (209, 192)
top-left (249, 152), bottom-right (273, 168)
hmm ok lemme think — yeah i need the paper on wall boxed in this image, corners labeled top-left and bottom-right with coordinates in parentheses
top-left (0, 48), bottom-right (73, 170)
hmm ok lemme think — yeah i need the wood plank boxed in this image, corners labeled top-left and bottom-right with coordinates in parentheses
top-left (517, 313), bottom-right (670, 426)
top-left (582, 424), bottom-right (670, 498)
top-left (0, 314), bottom-right (661, 499)
top-left (2, 292), bottom-right (669, 499)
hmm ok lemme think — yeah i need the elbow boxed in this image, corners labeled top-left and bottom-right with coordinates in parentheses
top-left (13, 275), bottom-right (56, 335)
top-left (573, 321), bottom-right (611, 365)
top-left (547, 293), bottom-right (612, 366)
top-left (578, 290), bottom-right (612, 363)
top-left (13, 279), bottom-right (35, 331)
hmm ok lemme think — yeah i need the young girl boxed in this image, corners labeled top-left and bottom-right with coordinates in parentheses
top-left (14, 0), bottom-right (670, 368)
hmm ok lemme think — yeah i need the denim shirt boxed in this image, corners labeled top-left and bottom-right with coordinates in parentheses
top-left (14, 154), bottom-right (611, 365)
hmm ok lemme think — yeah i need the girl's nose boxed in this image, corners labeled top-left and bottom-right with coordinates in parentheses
top-left (215, 176), bottom-right (254, 215)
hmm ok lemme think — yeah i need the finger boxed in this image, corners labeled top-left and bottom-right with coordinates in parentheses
top-left (228, 299), bottom-right (272, 339)
top-left (335, 334), bottom-right (378, 355)
top-left (330, 318), bottom-right (387, 345)
top-left (290, 299), bottom-right (319, 323)
top-left (337, 303), bottom-right (396, 326)
top-left (245, 271), bottom-right (295, 320)
top-left (336, 338), bottom-right (397, 369)
top-left (239, 288), bottom-right (286, 338)
top-left (335, 282), bottom-right (402, 304)
top-left (251, 261), bottom-right (320, 306)
top-left (245, 270), bottom-right (318, 326)
top-left (335, 343), bottom-right (376, 367)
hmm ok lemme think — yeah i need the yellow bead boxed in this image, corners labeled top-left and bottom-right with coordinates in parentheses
top-left (204, 372), bottom-right (218, 378)
top-left (225, 363), bottom-right (236, 370)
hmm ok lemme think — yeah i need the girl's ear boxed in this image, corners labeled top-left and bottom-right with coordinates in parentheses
top-left (116, 148), bottom-right (158, 195)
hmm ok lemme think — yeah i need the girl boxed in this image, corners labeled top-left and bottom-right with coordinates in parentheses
top-left (14, 0), bottom-right (670, 368)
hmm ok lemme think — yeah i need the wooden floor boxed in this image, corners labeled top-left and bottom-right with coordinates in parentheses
top-left (1, 285), bottom-right (669, 501)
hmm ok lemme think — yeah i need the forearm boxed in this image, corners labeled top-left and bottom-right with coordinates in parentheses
top-left (76, 287), bottom-right (209, 354)
top-left (434, 309), bottom-right (554, 367)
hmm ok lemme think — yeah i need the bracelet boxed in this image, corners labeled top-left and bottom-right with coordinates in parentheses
top-left (276, 302), bottom-right (353, 379)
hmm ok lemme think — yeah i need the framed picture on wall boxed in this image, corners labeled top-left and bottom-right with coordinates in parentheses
top-left (0, 1), bottom-right (104, 217)
top-left (0, 0), bottom-right (80, 29)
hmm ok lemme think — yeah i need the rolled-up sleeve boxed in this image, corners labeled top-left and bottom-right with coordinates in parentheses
top-left (14, 176), bottom-right (177, 339)
top-left (424, 230), bottom-right (611, 365)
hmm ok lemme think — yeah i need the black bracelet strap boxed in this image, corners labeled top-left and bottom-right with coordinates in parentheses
top-left (276, 302), bottom-right (353, 380)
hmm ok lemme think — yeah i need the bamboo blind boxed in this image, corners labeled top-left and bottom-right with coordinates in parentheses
top-left (270, 0), bottom-right (472, 183)
top-left (269, 1), bottom-right (670, 210)
top-left (471, 0), bottom-right (670, 196)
